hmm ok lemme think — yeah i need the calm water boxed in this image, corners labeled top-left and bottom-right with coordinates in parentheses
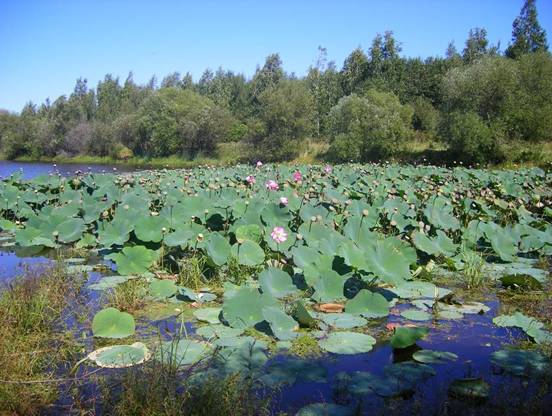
top-left (0, 160), bottom-right (134, 179)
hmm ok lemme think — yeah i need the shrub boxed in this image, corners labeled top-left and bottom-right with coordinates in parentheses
top-left (441, 111), bottom-right (504, 164)
top-left (327, 90), bottom-right (413, 162)
top-left (411, 97), bottom-right (440, 136)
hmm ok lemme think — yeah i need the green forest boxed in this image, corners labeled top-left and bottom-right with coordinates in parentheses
top-left (0, 0), bottom-right (550, 166)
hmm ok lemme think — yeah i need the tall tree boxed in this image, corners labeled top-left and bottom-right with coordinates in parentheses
top-left (463, 28), bottom-right (489, 63)
top-left (341, 47), bottom-right (368, 95)
top-left (506, 0), bottom-right (548, 58)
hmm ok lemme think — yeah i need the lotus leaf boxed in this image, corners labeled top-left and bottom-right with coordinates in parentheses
top-left (193, 307), bottom-right (222, 324)
top-left (92, 307), bottom-right (135, 338)
top-left (87, 342), bottom-right (150, 368)
top-left (390, 326), bottom-right (429, 349)
top-left (262, 306), bottom-right (298, 340)
top-left (345, 289), bottom-right (389, 318)
top-left (318, 331), bottom-right (376, 354)
top-left (222, 286), bottom-right (277, 329)
top-left (110, 246), bottom-right (159, 276)
top-left (258, 267), bottom-right (298, 299)
top-left (205, 232), bottom-right (231, 266)
top-left (490, 348), bottom-right (550, 376)
top-left (413, 349), bottom-right (458, 364)
top-left (231, 240), bottom-right (265, 266)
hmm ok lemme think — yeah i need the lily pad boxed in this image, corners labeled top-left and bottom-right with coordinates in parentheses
top-left (390, 326), bottom-right (429, 349)
top-left (87, 342), bottom-right (150, 368)
top-left (92, 307), bottom-right (135, 339)
top-left (319, 331), bottom-right (376, 354)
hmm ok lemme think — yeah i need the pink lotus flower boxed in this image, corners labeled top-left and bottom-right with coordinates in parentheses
top-left (292, 170), bottom-right (303, 182)
top-left (324, 165), bottom-right (333, 174)
top-left (270, 226), bottom-right (288, 244)
top-left (279, 196), bottom-right (288, 206)
top-left (246, 175), bottom-right (256, 184)
top-left (265, 180), bottom-right (279, 191)
top-left (256, 161), bottom-right (263, 168)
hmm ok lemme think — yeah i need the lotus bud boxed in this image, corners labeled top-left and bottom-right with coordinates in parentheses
top-left (196, 233), bottom-right (204, 242)
top-left (296, 233), bottom-right (303, 240)
top-left (390, 220), bottom-right (397, 227)
top-left (52, 230), bottom-right (59, 238)
top-left (161, 227), bottom-right (167, 234)
top-left (316, 215), bottom-right (323, 222)
top-left (310, 216), bottom-right (317, 223)
top-left (237, 238), bottom-right (244, 244)
top-left (124, 204), bottom-right (130, 210)
top-left (362, 209), bottom-right (369, 217)
top-left (244, 201), bottom-right (249, 206)
top-left (102, 210), bottom-right (109, 218)
top-left (204, 209), bottom-right (209, 215)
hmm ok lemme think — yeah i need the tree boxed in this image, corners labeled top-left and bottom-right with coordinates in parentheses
top-left (341, 47), bottom-right (368, 95)
top-left (250, 80), bottom-right (314, 161)
top-left (506, 0), bottom-right (548, 58)
top-left (440, 111), bottom-right (503, 164)
top-left (327, 90), bottom-right (413, 162)
top-left (250, 54), bottom-right (284, 101)
top-left (463, 28), bottom-right (490, 63)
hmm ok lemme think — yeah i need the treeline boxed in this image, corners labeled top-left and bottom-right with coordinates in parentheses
top-left (0, 0), bottom-right (550, 165)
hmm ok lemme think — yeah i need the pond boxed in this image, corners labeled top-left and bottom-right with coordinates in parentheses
top-left (1, 163), bottom-right (551, 414)
top-left (0, 160), bottom-right (134, 179)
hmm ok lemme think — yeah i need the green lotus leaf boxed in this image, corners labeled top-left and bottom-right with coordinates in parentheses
top-left (262, 306), bottom-right (298, 340)
top-left (293, 300), bottom-right (317, 328)
top-left (92, 307), bottom-right (135, 338)
top-left (363, 239), bottom-right (412, 285)
top-left (0, 219), bottom-right (16, 232)
top-left (390, 326), bottom-right (429, 349)
top-left (490, 348), bottom-right (550, 376)
top-left (449, 378), bottom-right (490, 399)
top-left (134, 215), bottom-right (170, 243)
top-left (482, 223), bottom-right (519, 262)
top-left (345, 289), bottom-right (389, 318)
top-left (196, 325), bottom-right (244, 340)
top-left (155, 339), bottom-right (212, 366)
top-left (222, 286), bottom-right (277, 329)
top-left (318, 313), bottom-right (367, 329)
top-left (205, 232), bottom-right (231, 266)
top-left (412, 230), bottom-right (457, 257)
top-left (311, 269), bottom-right (346, 303)
top-left (55, 218), bottom-right (86, 243)
top-left (235, 224), bottom-right (262, 243)
top-left (291, 245), bottom-right (321, 269)
top-left (401, 309), bottom-right (432, 321)
top-left (87, 342), bottom-right (150, 368)
top-left (319, 331), bottom-right (376, 354)
top-left (231, 240), bottom-right (265, 266)
top-left (149, 279), bottom-right (177, 299)
top-left (88, 275), bottom-right (137, 291)
top-left (258, 267), bottom-right (298, 299)
top-left (97, 220), bottom-right (131, 248)
top-left (413, 349), bottom-right (458, 364)
top-left (424, 196), bottom-right (460, 231)
top-left (110, 246), bottom-right (159, 276)
top-left (493, 312), bottom-right (552, 344)
top-left (193, 307), bottom-right (222, 324)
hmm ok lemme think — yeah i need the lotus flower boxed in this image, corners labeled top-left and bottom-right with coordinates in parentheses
top-left (279, 196), bottom-right (288, 206)
top-left (265, 180), bottom-right (279, 191)
top-left (292, 170), bottom-right (302, 182)
top-left (324, 165), bottom-right (333, 174)
top-left (270, 226), bottom-right (288, 244)
top-left (246, 175), bottom-right (256, 184)
top-left (256, 161), bottom-right (263, 168)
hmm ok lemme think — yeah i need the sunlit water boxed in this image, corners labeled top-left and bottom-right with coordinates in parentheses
top-left (0, 160), bottom-right (134, 179)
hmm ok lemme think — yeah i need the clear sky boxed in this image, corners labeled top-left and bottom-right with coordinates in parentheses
top-left (1, 0), bottom-right (551, 112)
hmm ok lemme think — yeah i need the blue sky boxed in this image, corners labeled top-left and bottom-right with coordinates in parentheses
top-left (1, 0), bottom-right (551, 112)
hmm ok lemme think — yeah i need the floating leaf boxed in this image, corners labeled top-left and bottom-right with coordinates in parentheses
top-left (193, 307), bottom-right (221, 324)
top-left (262, 306), bottom-right (298, 340)
top-left (149, 279), bottom-right (177, 299)
top-left (390, 326), bottom-right (429, 349)
top-left (319, 332), bottom-right (376, 354)
top-left (87, 342), bottom-right (150, 368)
top-left (259, 267), bottom-right (298, 299)
top-left (345, 289), bottom-right (389, 318)
top-left (401, 309), bottom-right (432, 321)
top-left (413, 349), bottom-right (458, 364)
top-left (92, 307), bottom-right (135, 339)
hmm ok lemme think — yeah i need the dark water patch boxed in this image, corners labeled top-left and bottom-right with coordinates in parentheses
top-left (0, 160), bottom-right (135, 179)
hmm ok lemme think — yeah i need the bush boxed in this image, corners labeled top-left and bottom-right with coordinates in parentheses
top-left (441, 111), bottom-right (504, 164)
top-left (249, 80), bottom-right (315, 161)
top-left (327, 90), bottom-right (413, 162)
top-left (411, 97), bottom-right (439, 136)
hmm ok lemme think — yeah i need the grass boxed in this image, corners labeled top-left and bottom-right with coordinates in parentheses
top-left (0, 263), bottom-right (84, 414)
top-left (97, 333), bottom-right (273, 416)
top-left (460, 247), bottom-right (486, 289)
top-left (105, 278), bottom-right (149, 313)
top-left (8, 138), bottom-right (552, 170)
